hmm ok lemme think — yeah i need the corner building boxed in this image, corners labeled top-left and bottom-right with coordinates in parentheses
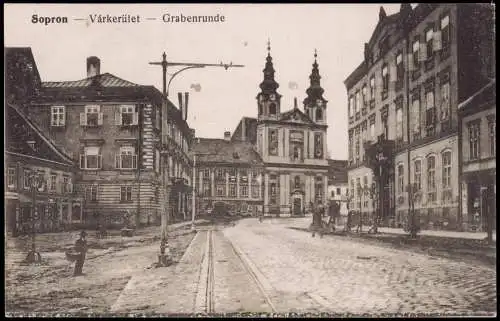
top-left (344, 4), bottom-right (494, 230)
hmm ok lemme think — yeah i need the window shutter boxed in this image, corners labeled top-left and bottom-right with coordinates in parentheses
top-left (133, 155), bottom-right (138, 169)
top-left (80, 154), bottom-right (85, 169)
top-left (419, 43), bottom-right (427, 62)
top-left (98, 112), bottom-right (104, 125)
top-left (133, 112), bottom-right (139, 125)
top-left (433, 30), bottom-right (442, 51)
top-left (97, 154), bottom-right (102, 169)
top-left (80, 113), bottom-right (86, 126)
top-left (115, 154), bottom-right (121, 169)
top-left (115, 109), bottom-right (122, 126)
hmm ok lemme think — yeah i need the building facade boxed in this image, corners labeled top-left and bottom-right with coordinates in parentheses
top-left (230, 46), bottom-right (329, 217)
top-left (458, 80), bottom-right (496, 231)
top-left (344, 4), bottom-right (494, 230)
top-left (17, 53), bottom-right (194, 228)
top-left (192, 134), bottom-right (264, 216)
top-left (5, 48), bottom-right (81, 235)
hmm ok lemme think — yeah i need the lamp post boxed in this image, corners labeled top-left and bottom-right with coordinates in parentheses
top-left (149, 52), bottom-right (244, 267)
top-left (24, 170), bottom-right (45, 264)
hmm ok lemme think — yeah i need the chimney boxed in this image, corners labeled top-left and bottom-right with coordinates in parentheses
top-left (379, 6), bottom-right (387, 21)
top-left (224, 131), bottom-right (231, 141)
top-left (294, 97), bottom-right (298, 109)
top-left (86, 56), bottom-right (100, 78)
top-left (178, 92), bottom-right (183, 119)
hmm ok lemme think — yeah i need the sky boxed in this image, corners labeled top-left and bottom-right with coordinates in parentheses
top-left (4, 3), bottom-right (403, 160)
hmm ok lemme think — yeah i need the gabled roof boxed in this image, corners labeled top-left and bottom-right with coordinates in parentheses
top-left (43, 72), bottom-right (140, 88)
top-left (5, 47), bottom-right (42, 102)
top-left (279, 107), bottom-right (315, 124)
top-left (192, 138), bottom-right (263, 165)
top-left (231, 117), bottom-right (258, 144)
top-left (6, 103), bottom-right (74, 166)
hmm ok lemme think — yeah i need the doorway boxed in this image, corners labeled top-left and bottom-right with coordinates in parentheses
top-left (293, 197), bottom-right (302, 216)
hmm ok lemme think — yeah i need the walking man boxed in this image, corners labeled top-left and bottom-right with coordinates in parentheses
top-left (73, 230), bottom-right (88, 276)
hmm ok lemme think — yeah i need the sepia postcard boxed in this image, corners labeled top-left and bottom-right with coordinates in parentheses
top-left (4, 3), bottom-right (496, 318)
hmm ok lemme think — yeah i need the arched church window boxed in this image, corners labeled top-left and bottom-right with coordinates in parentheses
top-left (316, 108), bottom-right (323, 120)
top-left (269, 103), bottom-right (277, 115)
top-left (294, 176), bottom-right (301, 189)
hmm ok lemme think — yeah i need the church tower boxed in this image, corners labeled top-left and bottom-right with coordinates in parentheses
top-left (257, 40), bottom-right (281, 121)
top-left (303, 50), bottom-right (327, 124)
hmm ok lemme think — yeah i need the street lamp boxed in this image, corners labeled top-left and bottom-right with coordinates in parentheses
top-left (150, 52), bottom-right (244, 267)
top-left (24, 170), bottom-right (45, 264)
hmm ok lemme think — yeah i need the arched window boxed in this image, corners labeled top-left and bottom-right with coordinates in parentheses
top-left (269, 103), bottom-right (277, 115)
top-left (294, 176), bottom-right (301, 189)
top-left (427, 155), bottom-right (436, 203)
top-left (258, 104), bottom-right (263, 115)
top-left (442, 151), bottom-right (452, 203)
top-left (316, 108), bottom-right (323, 120)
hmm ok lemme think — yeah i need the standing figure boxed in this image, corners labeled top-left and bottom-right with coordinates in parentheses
top-left (356, 211), bottom-right (363, 233)
top-left (73, 230), bottom-right (88, 276)
top-left (328, 201), bottom-right (340, 232)
top-left (311, 202), bottom-right (323, 238)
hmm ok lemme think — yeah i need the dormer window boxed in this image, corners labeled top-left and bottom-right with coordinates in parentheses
top-left (269, 103), bottom-right (277, 115)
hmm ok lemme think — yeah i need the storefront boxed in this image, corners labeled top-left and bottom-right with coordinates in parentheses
top-left (462, 169), bottom-right (496, 232)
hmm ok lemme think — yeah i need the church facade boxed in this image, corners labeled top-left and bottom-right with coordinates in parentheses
top-left (231, 44), bottom-right (329, 217)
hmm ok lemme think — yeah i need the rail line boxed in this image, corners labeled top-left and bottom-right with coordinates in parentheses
top-left (205, 229), bottom-right (215, 314)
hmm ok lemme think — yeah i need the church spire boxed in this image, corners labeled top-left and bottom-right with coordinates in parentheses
top-left (304, 49), bottom-right (325, 106)
top-left (259, 39), bottom-right (279, 94)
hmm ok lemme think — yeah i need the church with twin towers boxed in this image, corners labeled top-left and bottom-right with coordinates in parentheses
top-left (194, 41), bottom-right (330, 217)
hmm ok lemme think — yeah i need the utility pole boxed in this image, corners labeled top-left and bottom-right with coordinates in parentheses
top-left (149, 52), bottom-right (244, 267)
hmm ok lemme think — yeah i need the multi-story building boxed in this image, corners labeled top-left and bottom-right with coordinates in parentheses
top-left (5, 48), bottom-right (81, 235)
top-left (230, 45), bottom-right (329, 216)
top-left (458, 79), bottom-right (496, 231)
top-left (192, 133), bottom-right (264, 216)
top-left (20, 54), bottom-right (194, 228)
top-left (327, 159), bottom-right (348, 202)
top-left (344, 4), bottom-right (494, 230)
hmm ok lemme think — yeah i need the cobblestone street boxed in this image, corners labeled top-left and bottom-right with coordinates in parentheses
top-left (223, 218), bottom-right (497, 316)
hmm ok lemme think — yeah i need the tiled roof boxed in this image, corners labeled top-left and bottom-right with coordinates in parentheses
top-left (327, 159), bottom-right (348, 184)
top-left (6, 103), bottom-right (74, 165)
top-left (231, 117), bottom-right (258, 144)
top-left (192, 138), bottom-right (263, 165)
top-left (43, 73), bottom-right (140, 88)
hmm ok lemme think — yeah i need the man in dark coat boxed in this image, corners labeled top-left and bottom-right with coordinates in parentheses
top-left (311, 202), bottom-right (324, 238)
top-left (73, 230), bottom-right (88, 276)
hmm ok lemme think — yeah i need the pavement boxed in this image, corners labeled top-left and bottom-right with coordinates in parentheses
top-left (287, 217), bottom-right (496, 241)
top-left (9, 216), bottom-right (495, 315)
top-left (223, 218), bottom-right (497, 315)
